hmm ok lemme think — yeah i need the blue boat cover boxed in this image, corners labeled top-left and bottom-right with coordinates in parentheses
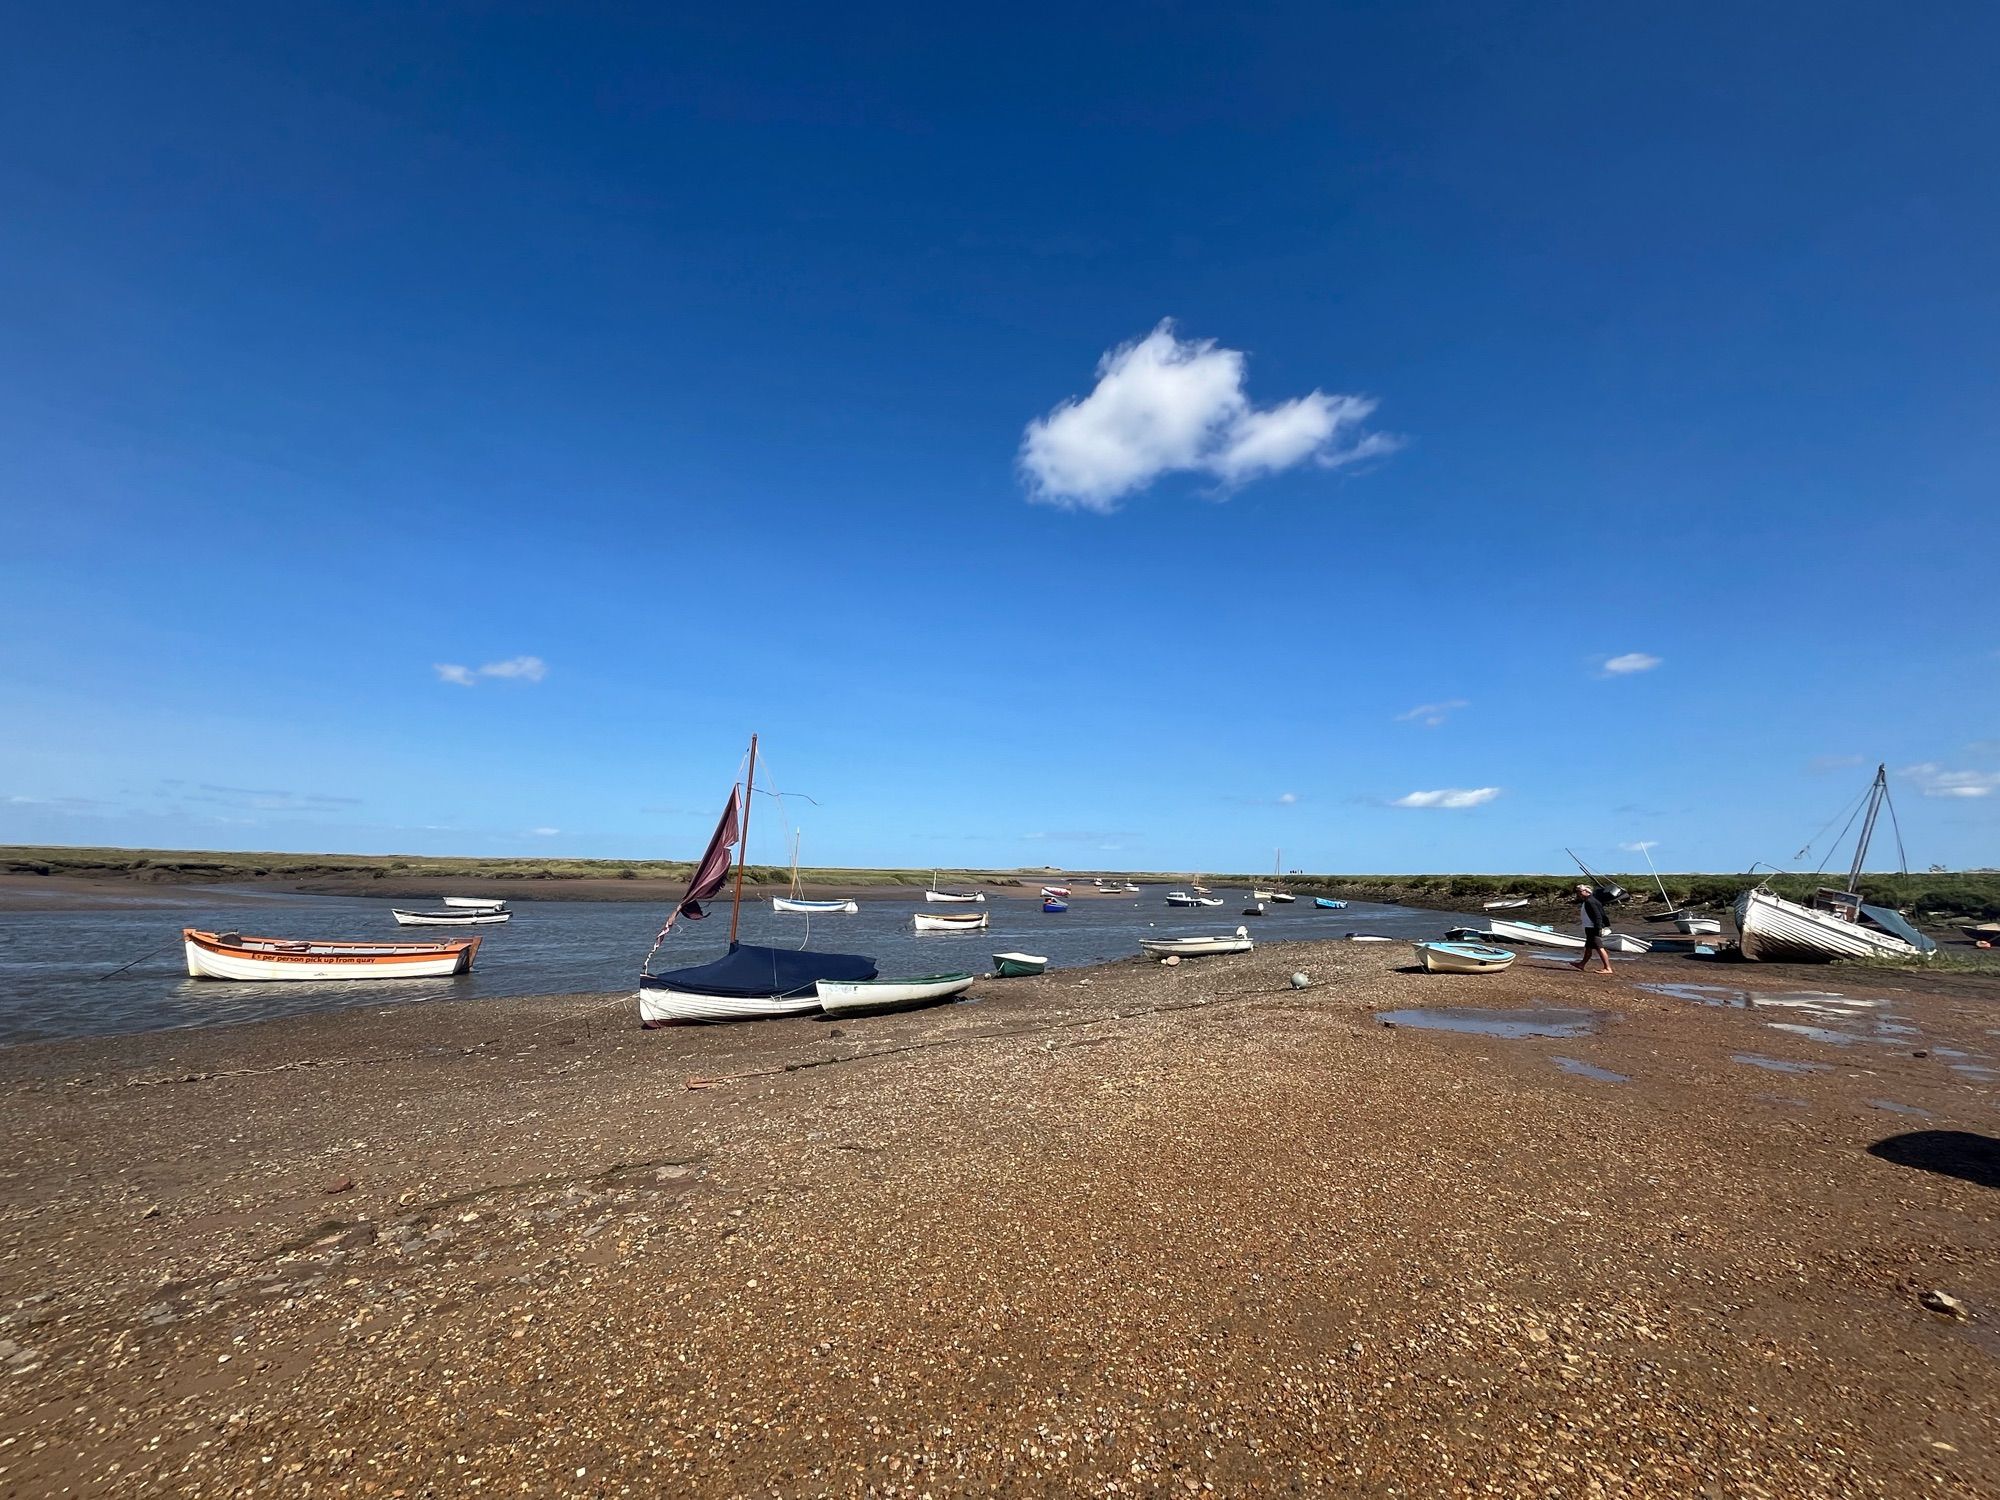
top-left (642, 942), bottom-right (877, 999)
top-left (1859, 904), bottom-right (1938, 954)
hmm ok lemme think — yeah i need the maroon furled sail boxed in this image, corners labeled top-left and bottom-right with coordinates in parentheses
top-left (657, 787), bottom-right (742, 940)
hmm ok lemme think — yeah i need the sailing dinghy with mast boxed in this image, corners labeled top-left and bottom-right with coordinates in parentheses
top-left (1734, 765), bottom-right (1936, 963)
top-left (638, 736), bottom-right (876, 1024)
top-left (771, 830), bottom-right (858, 914)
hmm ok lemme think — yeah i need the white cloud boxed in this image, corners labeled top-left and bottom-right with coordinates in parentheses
top-left (1277, 791), bottom-right (1298, 805)
top-left (1393, 787), bottom-right (1501, 809)
top-left (1396, 699), bottom-right (1469, 728)
top-left (528, 826), bottom-right (562, 836)
top-left (1901, 763), bottom-right (2000, 799)
top-left (435, 655), bottom-right (548, 687)
top-left (1601, 652), bottom-right (1662, 676)
top-left (1619, 840), bottom-right (1658, 852)
top-left (1019, 321), bottom-right (1394, 511)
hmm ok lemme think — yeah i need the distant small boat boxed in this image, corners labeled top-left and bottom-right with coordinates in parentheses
top-left (392, 907), bottom-right (511, 926)
top-left (1485, 917), bottom-right (1586, 950)
top-left (992, 951), bottom-right (1048, 978)
top-left (185, 928), bottom-right (480, 982)
top-left (1193, 896), bottom-right (1224, 907)
top-left (1040, 886), bottom-right (1071, 899)
top-left (1960, 921), bottom-right (2000, 946)
top-left (1122, 882), bottom-right (1140, 893)
top-left (442, 897), bottom-right (507, 910)
top-left (1191, 883), bottom-right (1213, 895)
top-left (1042, 898), bottom-right (1068, 913)
top-left (1252, 888), bottom-right (1276, 902)
top-left (817, 972), bottom-right (977, 1015)
top-left (1344, 933), bottom-right (1395, 943)
top-left (1414, 940), bottom-right (1516, 974)
top-left (1262, 850), bottom-right (1296, 902)
top-left (1165, 891), bottom-right (1200, 907)
top-left (1314, 897), bottom-right (1347, 910)
top-left (1141, 926), bottom-right (1253, 959)
top-left (1604, 932), bottom-right (1653, 955)
top-left (773, 832), bottom-right (858, 914)
top-left (1242, 902), bottom-right (1265, 917)
top-left (1676, 915), bottom-right (1723, 936)
top-left (1268, 892), bottom-right (1296, 904)
top-left (913, 910), bottom-right (989, 932)
top-left (1482, 898), bottom-right (1529, 911)
top-left (923, 871), bottom-right (984, 904)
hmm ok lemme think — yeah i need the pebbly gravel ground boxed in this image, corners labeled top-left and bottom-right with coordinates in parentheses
top-left (0, 939), bottom-right (1996, 1497)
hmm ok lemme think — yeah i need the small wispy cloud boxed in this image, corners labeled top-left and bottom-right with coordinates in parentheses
top-left (528, 825), bottom-right (562, 836)
top-left (1807, 754), bottom-right (1864, 775)
top-left (1277, 791), bottom-right (1298, 805)
top-left (1619, 840), bottom-right (1658, 852)
top-left (1019, 320), bottom-right (1395, 512)
top-left (1396, 699), bottom-right (1469, 728)
top-left (1392, 787), bottom-right (1501, 810)
top-left (1600, 653), bottom-right (1662, 676)
top-left (434, 655), bottom-right (548, 687)
top-left (1901, 763), bottom-right (2000, 799)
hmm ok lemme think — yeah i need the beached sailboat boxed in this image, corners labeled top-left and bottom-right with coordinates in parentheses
top-left (817, 972), bottom-right (977, 1015)
top-left (1735, 766), bottom-right (1936, 963)
top-left (771, 831), bottom-right (859, 914)
top-left (391, 907), bottom-right (511, 926)
top-left (1482, 897), bottom-right (1528, 911)
top-left (1141, 926), bottom-right (1254, 959)
top-left (1676, 914), bottom-right (1723, 936)
top-left (1413, 940), bottom-right (1516, 974)
top-left (638, 736), bottom-right (876, 1024)
top-left (923, 872), bottom-right (985, 904)
top-left (913, 910), bottom-right (990, 932)
top-left (184, 929), bottom-right (480, 981)
top-left (1040, 885), bottom-right (1071, 899)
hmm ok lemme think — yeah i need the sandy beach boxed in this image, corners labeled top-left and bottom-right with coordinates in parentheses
top-left (0, 940), bottom-right (1995, 1497)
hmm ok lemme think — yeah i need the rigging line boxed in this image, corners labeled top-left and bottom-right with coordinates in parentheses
top-left (1794, 780), bottom-right (1870, 868)
top-left (1883, 779), bottom-right (1910, 877)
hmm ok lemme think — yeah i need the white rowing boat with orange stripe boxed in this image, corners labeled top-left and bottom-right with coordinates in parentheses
top-left (182, 928), bottom-right (481, 982)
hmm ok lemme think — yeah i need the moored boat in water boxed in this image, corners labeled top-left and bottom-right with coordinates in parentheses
top-left (392, 907), bottom-right (511, 926)
top-left (184, 929), bottom-right (480, 982)
top-left (923, 871), bottom-right (984, 903)
top-left (772, 831), bottom-right (859, 914)
top-left (1314, 897), bottom-right (1347, 910)
top-left (1042, 898), bottom-right (1068, 913)
top-left (442, 897), bottom-right (507, 910)
top-left (914, 910), bottom-right (990, 932)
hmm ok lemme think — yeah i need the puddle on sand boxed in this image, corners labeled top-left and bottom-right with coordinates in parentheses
top-left (1642, 983), bottom-right (1884, 1019)
top-left (1949, 1064), bottom-right (1999, 1081)
top-left (1765, 1022), bottom-right (1857, 1046)
top-left (1732, 1053), bottom-right (1832, 1075)
top-left (1551, 1056), bottom-right (1630, 1083)
top-left (1377, 1007), bottom-right (1606, 1039)
top-left (1868, 1099), bottom-right (1933, 1117)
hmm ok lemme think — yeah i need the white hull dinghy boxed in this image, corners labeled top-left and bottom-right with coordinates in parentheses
top-left (923, 872), bottom-right (983, 903)
top-left (392, 907), bottom-right (511, 926)
top-left (772, 896), bottom-right (859, 914)
top-left (637, 734), bottom-right (881, 1024)
top-left (1414, 940), bottom-right (1516, 974)
top-left (184, 928), bottom-right (480, 982)
top-left (1604, 932), bottom-right (1653, 955)
top-left (913, 910), bottom-right (990, 933)
top-left (1141, 926), bottom-right (1253, 959)
top-left (1482, 898), bottom-right (1529, 910)
top-left (818, 972), bottom-right (977, 1015)
top-left (1676, 915), bottom-right (1723, 936)
top-left (1485, 917), bottom-right (1586, 950)
top-left (1733, 766), bottom-right (1936, 964)
top-left (442, 896), bottom-right (507, 910)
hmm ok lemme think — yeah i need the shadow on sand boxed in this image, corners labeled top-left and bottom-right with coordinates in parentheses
top-left (1867, 1130), bottom-right (2000, 1191)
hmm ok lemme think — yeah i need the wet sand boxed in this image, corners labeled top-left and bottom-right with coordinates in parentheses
top-left (1, 943), bottom-right (1996, 1496)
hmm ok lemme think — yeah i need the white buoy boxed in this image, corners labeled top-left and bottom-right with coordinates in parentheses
top-left (1290, 971), bottom-right (1310, 989)
top-left (1161, 954), bottom-right (1182, 967)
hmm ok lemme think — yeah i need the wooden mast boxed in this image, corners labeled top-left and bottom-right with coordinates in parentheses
top-left (729, 734), bottom-right (758, 944)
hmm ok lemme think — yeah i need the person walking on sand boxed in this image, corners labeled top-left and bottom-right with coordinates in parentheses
top-left (1572, 883), bottom-right (1614, 975)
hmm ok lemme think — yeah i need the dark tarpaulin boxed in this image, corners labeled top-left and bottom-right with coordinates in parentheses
top-left (657, 787), bottom-right (742, 940)
top-left (641, 942), bottom-right (877, 999)
top-left (1860, 903), bottom-right (1938, 954)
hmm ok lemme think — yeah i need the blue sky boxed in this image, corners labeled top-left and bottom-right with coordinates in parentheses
top-left (2, 1), bottom-right (1994, 875)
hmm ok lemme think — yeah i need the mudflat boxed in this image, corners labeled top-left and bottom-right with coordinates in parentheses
top-left (0, 943), bottom-right (1995, 1496)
